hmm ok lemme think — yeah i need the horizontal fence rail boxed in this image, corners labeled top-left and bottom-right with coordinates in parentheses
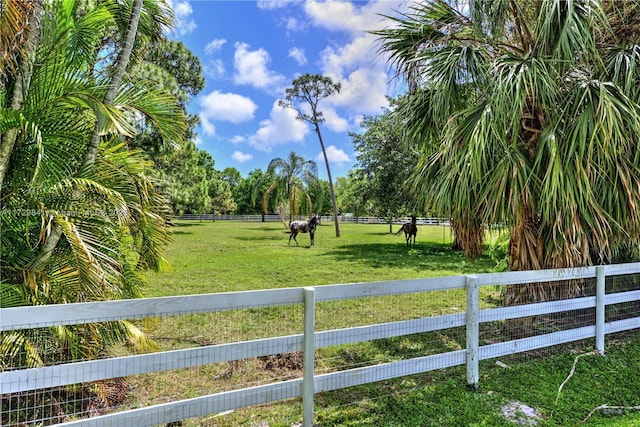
top-left (176, 213), bottom-right (450, 225)
top-left (2, 264), bottom-right (640, 426)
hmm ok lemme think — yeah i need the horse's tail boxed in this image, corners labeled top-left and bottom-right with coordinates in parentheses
top-left (395, 225), bottom-right (404, 235)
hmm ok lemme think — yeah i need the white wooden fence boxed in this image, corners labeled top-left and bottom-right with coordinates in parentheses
top-left (176, 214), bottom-right (449, 225)
top-left (2, 264), bottom-right (640, 426)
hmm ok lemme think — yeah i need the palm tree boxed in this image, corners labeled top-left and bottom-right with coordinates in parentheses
top-left (257, 151), bottom-right (319, 227)
top-left (374, 1), bottom-right (640, 301)
top-left (0, 0), bottom-right (183, 368)
top-left (0, 0), bottom-right (36, 87)
top-left (280, 74), bottom-right (342, 237)
top-left (35, 0), bottom-right (173, 269)
top-left (83, 0), bottom-right (145, 168)
top-left (0, 0), bottom-right (43, 192)
top-left (372, 3), bottom-right (486, 259)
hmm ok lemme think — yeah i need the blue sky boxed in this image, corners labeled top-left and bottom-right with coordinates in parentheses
top-left (166, 0), bottom-right (409, 180)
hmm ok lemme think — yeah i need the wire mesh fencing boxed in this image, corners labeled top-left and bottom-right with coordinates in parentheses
top-left (479, 276), bottom-right (598, 360)
top-left (314, 289), bottom-right (467, 375)
top-left (2, 265), bottom-right (640, 426)
top-left (1, 295), bottom-right (308, 427)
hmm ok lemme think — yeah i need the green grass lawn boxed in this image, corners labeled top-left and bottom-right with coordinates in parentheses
top-left (136, 220), bottom-right (640, 427)
top-left (145, 220), bottom-right (495, 296)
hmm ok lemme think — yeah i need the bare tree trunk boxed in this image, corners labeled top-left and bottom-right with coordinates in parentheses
top-left (450, 218), bottom-right (463, 250)
top-left (277, 203), bottom-right (288, 228)
top-left (504, 201), bottom-right (586, 304)
top-left (0, 0), bottom-right (44, 195)
top-left (32, 0), bottom-right (144, 269)
top-left (451, 215), bottom-right (484, 258)
top-left (508, 203), bottom-right (543, 273)
top-left (83, 0), bottom-right (143, 170)
top-left (314, 123), bottom-right (340, 237)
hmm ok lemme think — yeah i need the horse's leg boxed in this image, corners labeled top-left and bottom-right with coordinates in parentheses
top-left (310, 230), bottom-right (315, 246)
top-left (289, 230), bottom-right (297, 246)
top-left (293, 231), bottom-right (299, 246)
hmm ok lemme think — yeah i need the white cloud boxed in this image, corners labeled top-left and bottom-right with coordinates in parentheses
top-left (319, 106), bottom-right (349, 132)
top-left (333, 68), bottom-right (390, 114)
top-left (316, 145), bottom-right (350, 164)
top-left (200, 119), bottom-right (215, 137)
top-left (204, 39), bottom-right (227, 79)
top-left (205, 38), bottom-right (227, 55)
top-left (285, 17), bottom-right (304, 32)
top-left (199, 91), bottom-right (258, 136)
top-left (316, 30), bottom-right (389, 113)
top-left (298, 1), bottom-right (404, 120)
top-left (230, 135), bottom-right (245, 145)
top-left (319, 35), bottom-right (376, 78)
top-left (204, 59), bottom-right (226, 79)
top-left (288, 47), bottom-right (307, 66)
top-left (166, 0), bottom-right (196, 35)
top-left (248, 101), bottom-right (309, 152)
top-left (257, 0), bottom-right (294, 10)
top-left (232, 151), bottom-right (253, 163)
top-left (305, 1), bottom-right (365, 33)
top-left (233, 42), bottom-right (285, 91)
top-left (305, 0), bottom-right (405, 34)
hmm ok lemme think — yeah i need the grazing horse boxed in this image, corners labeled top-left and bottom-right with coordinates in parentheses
top-left (288, 215), bottom-right (319, 246)
top-left (396, 215), bottom-right (417, 248)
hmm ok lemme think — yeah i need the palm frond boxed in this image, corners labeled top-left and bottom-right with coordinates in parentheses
top-left (51, 214), bottom-right (109, 301)
top-left (534, 0), bottom-right (606, 64)
top-left (538, 76), bottom-right (640, 263)
top-left (0, 0), bottom-right (35, 80)
top-left (372, 1), bottom-right (470, 87)
top-left (604, 44), bottom-right (640, 101)
top-left (115, 83), bottom-right (186, 148)
top-left (0, 331), bottom-right (43, 369)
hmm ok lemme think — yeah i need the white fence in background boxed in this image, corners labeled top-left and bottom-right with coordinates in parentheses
top-left (176, 213), bottom-right (450, 225)
top-left (2, 264), bottom-right (640, 426)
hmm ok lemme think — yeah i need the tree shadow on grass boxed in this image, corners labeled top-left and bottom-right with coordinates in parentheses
top-left (321, 242), bottom-right (496, 274)
top-left (315, 365), bottom-right (475, 427)
top-left (170, 222), bottom-right (209, 235)
top-left (233, 228), bottom-right (297, 243)
top-left (255, 226), bottom-right (287, 232)
top-left (173, 222), bottom-right (208, 228)
top-left (234, 234), bottom-right (290, 242)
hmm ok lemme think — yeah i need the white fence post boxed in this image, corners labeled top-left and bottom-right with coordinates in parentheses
top-left (303, 287), bottom-right (316, 427)
top-left (6, 265), bottom-right (640, 426)
top-left (466, 275), bottom-right (479, 389)
top-left (596, 266), bottom-right (606, 354)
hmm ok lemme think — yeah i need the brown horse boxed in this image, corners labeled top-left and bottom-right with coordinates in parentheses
top-left (396, 215), bottom-right (417, 248)
top-left (288, 215), bottom-right (319, 246)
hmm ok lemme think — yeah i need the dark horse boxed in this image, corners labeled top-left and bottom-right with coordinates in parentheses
top-left (288, 215), bottom-right (319, 246)
top-left (396, 215), bottom-right (417, 248)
